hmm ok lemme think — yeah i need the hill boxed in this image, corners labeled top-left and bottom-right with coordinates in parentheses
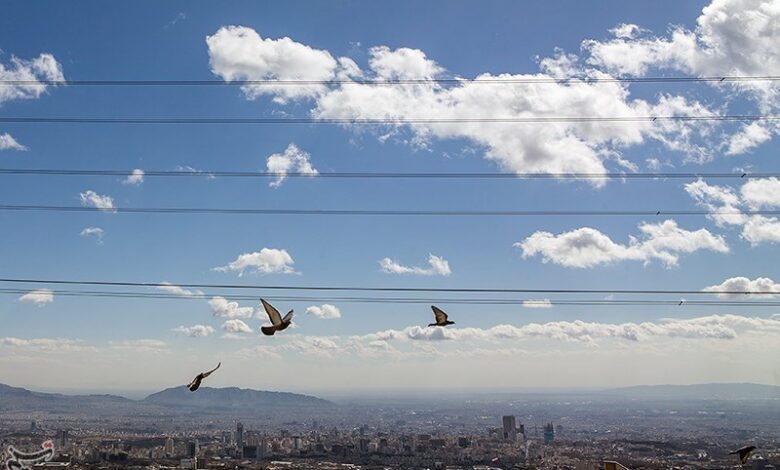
top-left (607, 383), bottom-right (780, 400)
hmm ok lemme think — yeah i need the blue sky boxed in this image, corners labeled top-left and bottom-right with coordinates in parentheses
top-left (1, 0), bottom-right (779, 395)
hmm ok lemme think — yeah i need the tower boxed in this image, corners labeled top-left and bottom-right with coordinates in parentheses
top-left (502, 416), bottom-right (517, 441)
top-left (236, 422), bottom-right (245, 449)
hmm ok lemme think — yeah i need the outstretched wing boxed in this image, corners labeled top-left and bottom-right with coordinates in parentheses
top-left (201, 362), bottom-right (221, 378)
top-left (431, 305), bottom-right (449, 324)
top-left (261, 299), bottom-right (283, 326)
top-left (282, 310), bottom-right (294, 323)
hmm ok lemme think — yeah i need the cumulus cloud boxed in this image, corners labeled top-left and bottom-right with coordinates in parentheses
top-left (266, 143), bottom-right (318, 187)
top-left (584, 0), bottom-right (780, 150)
top-left (18, 289), bottom-right (54, 305)
top-left (207, 27), bottom-right (727, 180)
top-left (703, 276), bottom-right (780, 298)
top-left (685, 178), bottom-right (780, 245)
top-left (122, 169), bottom-right (144, 185)
top-left (0, 133), bottom-right (27, 151)
top-left (741, 177), bottom-right (780, 209)
top-left (379, 254), bottom-right (452, 276)
top-left (522, 299), bottom-right (553, 309)
top-left (80, 226), bottom-right (104, 244)
top-left (157, 282), bottom-right (204, 298)
top-left (0, 52), bottom-right (64, 105)
top-left (206, 26), bottom-right (355, 103)
top-left (209, 296), bottom-right (255, 318)
top-left (517, 219), bottom-right (728, 268)
top-left (79, 190), bottom-right (115, 212)
top-left (306, 304), bottom-right (342, 319)
top-left (172, 325), bottom-right (215, 338)
top-left (214, 248), bottom-right (297, 275)
top-left (222, 319), bottom-right (253, 334)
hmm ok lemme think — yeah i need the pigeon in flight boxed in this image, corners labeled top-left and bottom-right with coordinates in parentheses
top-left (428, 305), bottom-right (455, 327)
top-left (260, 298), bottom-right (293, 336)
top-left (730, 445), bottom-right (756, 464)
top-left (187, 362), bottom-right (221, 392)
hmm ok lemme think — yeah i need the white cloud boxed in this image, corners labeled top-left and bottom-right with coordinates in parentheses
top-left (206, 25), bottom-right (343, 103)
top-left (109, 339), bottom-right (169, 353)
top-left (609, 23), bottom-right (647, 40)
top-left (80, 226), bottom-right (104, 244)
top-left (685, 178), bottom-right (780, 245)
top-left (172, 325), bottom-right (215, 338)
top-left (266, 143), bottom-right (318, 188)
top-left (306, 304), bottom-right (342, 319)
top-left (740, 177), bottom-right (780, 209)
top-left (18, 289), bottom-right (54, 305)
top-left (156, 282), bottom-right (204, 298)
top-left (0, 337), bottom-right (92, 352)
top-left (517, 220), bottom-right (728, 268)
top-left (209, 296), bottom-right (255, 318)
top-left (584, 0), bottom-right (780, 151)
top-left (703, 276), bottom-right (780, 298)
top-left (379, 253), bottom-right (452, 276)
top-left (222, 319), bottom-right (253, 334)
top-left (122, 169), bottom-right (144, 185)
top-left (522, 299), bottom-right (553, 309)
top-left (0, 53), bottom-right (64, 105)
top-left (79, 190), bottom-right (115, 212)
top-left (214, 248), bottom-right (297, 275)
top-left (359, 314), bottom-right (780, 344)
top-left (0, 133), bottom-right (27, 151)
top-left (207, 28), bottom-right (723, 180)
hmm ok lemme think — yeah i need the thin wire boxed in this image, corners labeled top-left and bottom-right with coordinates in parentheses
top-left (3, 288), bottom-right (778, 306)
top-left (0, 115), bottom-right (778, 125)
top-left (0, 168), bottom-right (774, 180)
top-left (1, 76), bottom-right (780, 86)
top-left (0, 205), bottom-right (772, 217)
top-left (1, 278), bottom-right (776, 296)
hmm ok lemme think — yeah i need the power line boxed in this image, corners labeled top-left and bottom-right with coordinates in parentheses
top-left (1, 76), bottom-right (780, 86)
top-left (0, 168), bottom-right (775, 180)
top-left (0, 115), bottom-right (778, 125)
top-left (0, 204), bottom-right (773, 217)
top-left (3, 288), bottom-right (778, 306)
top-left (1, 278), bottom-right (776, 296)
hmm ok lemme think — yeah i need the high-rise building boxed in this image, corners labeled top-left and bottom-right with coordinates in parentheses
top-left (544, 422), bottom-right (555, 444)
top-left (236, 422), bottom-right (245, 449)
top-left (502, 416), bottom-right (517, 441)
top-left (56, 430), bottom-right (69, 448)
top-left (165, 437), bottom-right (175, 456)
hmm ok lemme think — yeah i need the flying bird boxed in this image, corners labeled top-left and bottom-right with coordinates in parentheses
top-left (730, 445), bottom-right (756, 464)
top-left (187, 362), bottom-right (221, 392)
top-left (428, 305), bottom-right (455, 327)
top-left (260, 298), bottom-right (293, 336)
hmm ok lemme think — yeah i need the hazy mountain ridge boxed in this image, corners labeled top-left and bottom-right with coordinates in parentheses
top-left (606, 383), bottom-right (780, 400)
top-left (0, 383), bottom-right (334, 414)
top-left (143, 386), bottom-right (334, 408)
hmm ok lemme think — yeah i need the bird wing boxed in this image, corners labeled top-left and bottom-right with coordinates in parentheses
top-left (431, 305), bottom-right (449, 324)
top-left (201, 362), bottom-right (221, 378)
top-left (261, 299), bottom-right (283, 325)
top-left (261, 325), bottom-right (277, 336)
top-left (282, 310), bottom-right (294, 323)
top-left (188, 376), bottom-right (202, 391)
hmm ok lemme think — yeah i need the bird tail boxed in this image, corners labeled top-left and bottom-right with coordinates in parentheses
top-left (261, 326), bottom-right (277, 336)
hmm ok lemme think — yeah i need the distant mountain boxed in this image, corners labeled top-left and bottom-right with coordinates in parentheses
top-left (0, 383), bottom-right (333, 415)
top-left (143, 386), bottom-right (334, 409)
top-left (0, 383), bottom-right (136, 413)
top-left (607, 383), bottom-right (780, 400)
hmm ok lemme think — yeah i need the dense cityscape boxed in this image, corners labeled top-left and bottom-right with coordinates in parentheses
top-left (2, 385), bottom-right (778, 470)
